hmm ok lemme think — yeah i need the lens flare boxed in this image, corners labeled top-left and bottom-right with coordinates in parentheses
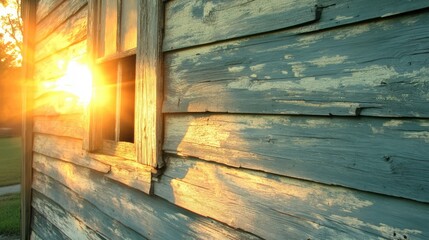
top-left (54, 60), bottom-right (93, 105)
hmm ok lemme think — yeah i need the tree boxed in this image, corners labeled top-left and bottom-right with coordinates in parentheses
top-left (0, 0), bottom-right (22, 68)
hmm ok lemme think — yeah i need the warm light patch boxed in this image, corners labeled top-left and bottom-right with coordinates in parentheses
top-left (49, 60), bottom-right (93, 105)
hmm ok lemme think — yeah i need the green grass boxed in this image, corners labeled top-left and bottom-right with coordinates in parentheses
top-left (0, 193), bottom-right (20, 236)
top-left (0, 137), bottom-right (21, 187)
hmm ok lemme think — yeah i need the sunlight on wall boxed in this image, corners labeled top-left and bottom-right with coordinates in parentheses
top-left (42, 60), bottom-right (93, 106)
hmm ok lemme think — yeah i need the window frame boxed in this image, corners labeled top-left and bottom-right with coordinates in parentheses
top-left (84, 0), bottom-right (164, 168)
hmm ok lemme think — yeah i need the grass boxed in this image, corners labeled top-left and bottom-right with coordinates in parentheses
top-left (0, 137), bottom-right (21, 187)
top-left (0, 193), bottom-right (20, 236)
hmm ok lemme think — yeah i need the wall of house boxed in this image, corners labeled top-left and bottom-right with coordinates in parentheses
top-left (31, 0), bottom-right (429, 239)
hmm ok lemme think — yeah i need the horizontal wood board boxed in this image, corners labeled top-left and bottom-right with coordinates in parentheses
top-left (33, 134), bottom-right (110, 173)
top-left (164, 11), bottom-right (429, 117)
top-left (34, 40), bottom-right (87, 98)
top-left (164, 114), bottom-right (429, 202)
top-left (163, 0), bottom-right (429, 51)
top-left (34, 114), bottom-right (84, 139)
top-left (32, 210), bottom-right (71, 240)
top-left (32, 154), bottom-right (261, 239)
top-left (32, 191), bottom-right (106, 240)
top-left (33, 134), bottom-right (153, 193)
top-left (36, 0), bottom-right (87, 42)
top-left (33, 171), bottom-right (148, 240)
top-left (155, 156), bottom-right (429, 240)
top-left (35, 5), bottom-right (87, 61)
top-left (163, 0), bottom-right (318, 51)
top-left (36, 0), bottom-right (64, 22)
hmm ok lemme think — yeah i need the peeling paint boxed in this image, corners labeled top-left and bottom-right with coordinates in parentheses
top-left (228, 66), bottom-right (245, 73)
top-left (227, 76), bottom-right (251, 89)
top-left (383, 120), bottom-right (404, 127)
top-left (249, 64), bottom-right (265, 72)
top-left (403, 132), bottom-right (429, 143)
top-left (335, 15), bottom-right (353, 21)
top-left (309, 55), bottom-right (348, 67)
top-left (334, 25), bottom-right (370, 40)
top-left (330, 215), bottom-right (422, 238)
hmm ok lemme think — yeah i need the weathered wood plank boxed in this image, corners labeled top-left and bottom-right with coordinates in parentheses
top-left (34, 92), bottom-right (85, 116)
top-left (313, 0), bottom-right (429, 32)
top-left (164, 0), bottom-right (429, 51)
top-left (33, 134), bottom-right (150, 194)
top-left (155, 156), bottom-right (429, 240)
top-left (135, 0), bottom-right (164, 167)
top-left (36, 0), bottom-right (87, 42)
top-left (163, 0), bottom-right (319, 51)
top-left (33, 134), bottom-right (111, 173)
top-left (32, 191), bottom-right (106, 240)
top-left (33, 171), bottom-right (148, 240)
top-left (30, 231), bottom-right (43, 240)
top-left (36, 0), bottom-right (63, 23)
top-left (35, 5), bottom-right (87, 61)
top-left (32, 155), bottom-right (261, 240)
top-left (34, 114), bottom-right (84, 139)
top-left (89, 152), bottom-right (153, 194)
top-left (164, 11), bottom-right (429, 117)
top-left (34, 40), bottom-right (87, 96)
top-left (32, 210), bottom-right (71, 240)
top-left (164, 114), bottom-right (429, 203)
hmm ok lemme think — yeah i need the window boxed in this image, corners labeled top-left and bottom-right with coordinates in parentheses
top-left (84, 0), bottom-right (164, 168)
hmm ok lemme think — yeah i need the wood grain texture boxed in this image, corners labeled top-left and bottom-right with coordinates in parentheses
top-left (33, 134), bottom-right (111, 173)
top-left (155, 156), bottom-right (429, 240)
top-left (135, 0), bottom-right (164, 167)
top-left (163, 0), bottom-right (318, 51)
top-left (36, 0), bottom-right (87, 42)
top-left (30, 231), bottom-right (43, 240)
top-left (36, 0), bottom-right (63, 22)
top-left (90, 152), bottom-right (153, 194)
top-left (32, 191), bottom-right (106, 240)
top-left (33, 133), bottom-right (151, 194)
top-left (35, 5), bottom-right (87, 61)
top-left (164, 114), bottom-right (429, 203)
top-left (33, 171), bottom-right (148, 240)
top-left (163, 0), bottom-right (429, 52)
top-left (34, 40), bottom-right (87, 98)
top-left (305, 0), bottom-right (429, 33)
top-left (32, 155), bottom-right (261, 240)
top-left (33, 92), bottom-right (85, 116)
top-left (32, 210), bottom-right (71, 240)
top-left (163, 11), bottom-right (429, 117)
top-left (34, 114), bottom-right (84, 139)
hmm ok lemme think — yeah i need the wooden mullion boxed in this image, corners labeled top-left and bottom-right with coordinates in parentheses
top-left (136, 0), bottom-right (164, 167)
top-left (115, 60), bottom-right (123, 142)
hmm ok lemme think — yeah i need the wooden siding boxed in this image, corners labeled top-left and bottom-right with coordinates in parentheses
top-left (164, 10), bottom-right (429, 117)
top-left (155, 156), bottom-right (429, 239)
top-left (28, 0), bottom-right (429, 239)
top-left (164, 114), bottom-right (429, 203)
top-left (163, 0), bottom-right (319, 51)
top-left (35, 5), bottom-right (87, 61)
top-left (32, 155), bottom-right (261, 239)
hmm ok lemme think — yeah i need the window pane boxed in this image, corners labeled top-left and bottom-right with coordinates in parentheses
top-left (99, 0), bottom-right (118, 57)
top-left (119, 55), bottom-right (136, 142)
top-left (120, 0), bottom-right (137, 51)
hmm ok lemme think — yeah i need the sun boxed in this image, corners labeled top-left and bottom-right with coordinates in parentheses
top-left (54, 60), bottom-right (93, 105)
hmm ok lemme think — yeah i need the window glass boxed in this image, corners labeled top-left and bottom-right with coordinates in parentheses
top-left (99, 0), bottom-right (117, 57)
top-left (120, 0), bottom-right (138, 51)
